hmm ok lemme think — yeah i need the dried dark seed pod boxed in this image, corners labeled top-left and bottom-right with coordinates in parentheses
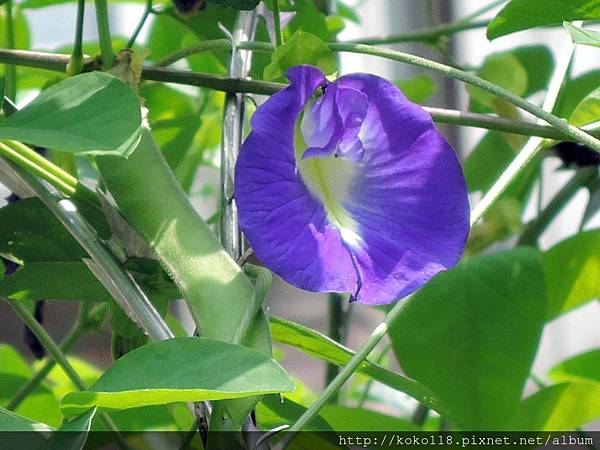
top-left (173, 0), bottom-right (207, 19)
top-left (553, 141), bottom-right (600, 168)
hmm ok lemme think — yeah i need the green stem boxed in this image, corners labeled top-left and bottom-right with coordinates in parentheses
top-left (326, 41), bottom-right (600, 153)
top-left (67, 0), bottom-right (86, 76)
top-left (325, 293), bottom-right (344, 400)
top-left (94, 0), bottom-right (114, 70)
top-left (127, 0), bottom-right (152, 48)
top-left (6, 298), bottom-right (128, 449)
top-left (283, 300), bottom-right (410, 440)
top-left (0, 140), bottom-right (98, 207)
top-left (3, 49), bottom-right (600, 142)
top-left (356, 341), bottom-right (390, 408)
top-left (4, 0), bottom-right (16, 100)
top-left (271, 0), bottom-right (283, 47)
top-left (518, 168), bottom-right (596, 246)
top-left (7, 303), bottom-right (105, 410)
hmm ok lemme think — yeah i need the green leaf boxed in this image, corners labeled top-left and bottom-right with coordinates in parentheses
top-left (543, 230), bottom-right (600, 319)
top-left (264, 31), bottom-right (337, 82)
top-left (141, 83), bottom-right (201, 171)
top-left (510, 381), bottom-right (600, 430)
top-left (569, 87), bottom-right (600, 127)
top-left (565, 22), bottom-right (600, 48)
top-left (285, 0), bottom-right (333, 41)
top-left (208, 0), bottom-right (260, 9)
top-left (0, 262), bottom-right (113, 302)
top-left (0, 72), bottom-right (141, 157)
top-left (555, 70), bottom-right (600, 118)
top-left (167, 4), bottom-right (237, 72)
top-left (0, 344), bottom-right (62, 427)
top-left (269, 316), bottom-right (445, 416)
top-left (467, 53), bottom-right (527, 112)
top-left (549, 349), bottom-right (600, 384)
top-left (61, 337), bottom-right (294, 416)
top-left (0, 198), bottom-right (85, 263)
top-left (257, 394), bottom-right (332, 432)
top-left (512, 46), bottom-right (555, 97)
top-left (487, 0), bottom-right (600, 40)
top-left (0, 76), bottom-right (4, 110)
top-left (396, 74), bottom-right (437, 104)
top-left (319, 406), bottom-right (418, 432)
top-left (48, 408), bottom-right (96, 450)
top-left (389, 248), bottom-right (547, 430)
top-left (0, 407), bottom-right (53, 432)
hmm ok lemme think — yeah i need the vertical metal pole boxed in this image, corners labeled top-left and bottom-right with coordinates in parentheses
top-left (220, 11), bottom-right (258, 260)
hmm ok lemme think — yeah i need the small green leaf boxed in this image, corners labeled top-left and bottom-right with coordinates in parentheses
top-left (389, 248), bottom-right (547, 430)
top-left (565, 22), bottom-right (600, 48)
top-left (264, 31), bottom-right (337, 82)
top-left (0, 72), bottom-right (141, 157)
top-left (61, 337), bottom-right (294, 416)
top-left (487, 0), bottom-right (600, 40)
top-left (0, 198), bottom-right (85, 263)
top-left (257, 394), bottom-right (332, 432)
top-left (396, 74), bottom-right (437, 104)
top-left (510, 381), bottom-right (600, 430)
top-left (543, 230), bottom-right (600, 319)
top-left (555, 70), bottom-right (600, 118)
top-left (48, 408), bottom-right (96, 450)
top-left (549, 349), bottom-right (600, 384)
top-left (208, 0), bottom-right (260, 9)
top-left (569, 87), bottom-right (600, 127)
top-left (269, 316), bottom-right (445, 416)
top-left (0, 262), bottom-right (113, 302)
top-left (285, 0), bottom-right (333, 41)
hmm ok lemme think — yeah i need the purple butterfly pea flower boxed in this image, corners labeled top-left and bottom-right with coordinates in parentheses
top-left (235, 65), bottom-right (469, 305)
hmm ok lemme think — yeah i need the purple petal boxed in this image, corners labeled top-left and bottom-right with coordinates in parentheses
top-left (301, 84), bottom-right (368, 162)
top-left (235, 66), bottom-right (469, 305)
top-left (335, 73), bottom-right (469, 304)
top-left (235, 66), bottom-right (358, 293)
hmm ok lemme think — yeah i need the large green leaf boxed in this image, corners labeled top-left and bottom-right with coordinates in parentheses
top-left (549, 349), bottom-right (600, 384)
top-left (0, 262), bottom-right (113, 302)
top-left (0, 72), bottom-right (141, 156)
top-left (543, 230), bottom-right (600, 319)
top-left (510, 381), bottom-right (600, 430)
top-left (264, 31), bottom-right (337, 82)
top-left (389, 248), bottom-right (547, 430)
top-left (269, 316), bottom-right (445, 416)
top-left (487, 0), bottom-right (600, 40)
top-left (61, 337), bottom-right (293, 416)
